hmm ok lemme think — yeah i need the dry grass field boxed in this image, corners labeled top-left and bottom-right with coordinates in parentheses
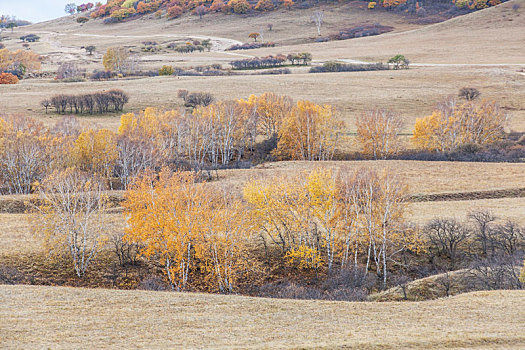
top-left (1, 285), bottom-right (524, 349)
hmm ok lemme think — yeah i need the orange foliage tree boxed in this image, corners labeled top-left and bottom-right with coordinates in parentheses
top-left (123, 169), bottom-right (253, 292)
top-left (0, 48), bottom-right (41, 75)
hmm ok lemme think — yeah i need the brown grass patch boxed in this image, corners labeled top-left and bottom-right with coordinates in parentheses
top-left (0, 285), bottom-right (524, 349)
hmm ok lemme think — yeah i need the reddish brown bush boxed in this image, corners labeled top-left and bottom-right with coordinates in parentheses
top-left (0, 72), bottom-right (19, 84)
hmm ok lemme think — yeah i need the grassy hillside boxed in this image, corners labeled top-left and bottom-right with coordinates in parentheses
top-left (247, 0), bottom-right (525, 63)
top-left (1, 285), bottom-right (524, 349)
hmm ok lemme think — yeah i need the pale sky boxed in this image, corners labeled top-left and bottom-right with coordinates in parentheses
top-left (1, 0), bottom-right (75, 23)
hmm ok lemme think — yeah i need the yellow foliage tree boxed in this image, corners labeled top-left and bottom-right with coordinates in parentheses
top-left (413, 98), bottom-right (507, 152)
top-left (72, 129), bottom-right (118, 179)
top-left (239, 92), bottom-right (293, 139)
top-left (244, 167), bottom-right (421, 283)
top-left (103, 47), bottom-right (132, 73)
top-left (275, 101), bottom-right (344, 160)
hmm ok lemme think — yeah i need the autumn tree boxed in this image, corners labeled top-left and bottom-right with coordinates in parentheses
top-left (228, 0), bottom-right (251, 14)
top-left (198, 189), bottom-right (253, 293)
top-left (0, 72), bottom-right (18, 84)
top-left (255, 0), bottom-right (274, 11)
top-left (275, 100), bottom-right (344, 161)
top-left (210, 0), bottom-right (226, 11)
top-left (0, 115), bottom-right (53, 194)
top-left (0, 47), bottom-right (41, 74)
top-left (239, 92), bottom-right (293, 140)
top-left (123, 169), bottom-right (253, 292)
top-left (36, 168), bottom-right (108, 277)
top-left (72, 128), bottom-right (118, 180)
top-left (413, 98), bottom-right (508, 153)
top-left (103, 47), bottom-right (134, 74)
top-left (167, 5), bottom-right (183, 18)
top-left (356, 109), bottom-right (404, 159)
top-left (282, 0), bottom-right (293, 9)
top-left (116, 108), bottom-right (183, 187)
top-left (244, 167), bottom-right (417, 283)
top-left (248, 32), bottom-right (260, 42)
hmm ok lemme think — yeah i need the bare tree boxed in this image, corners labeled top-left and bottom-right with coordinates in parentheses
top-left (425, 218), bottom-right (471, 269)
top-left (468, 209), bottom-right (497, 258)
top-left (41, 99), bottom-right (51, 114)
top-left (494, 220), bottom-right (524, 256)
top-left (311, 11), bottom-right (324, 36)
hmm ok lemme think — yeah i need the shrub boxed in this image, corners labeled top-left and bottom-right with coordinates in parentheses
top-left (230, 55), bottom-right (288, 70)
top-left (368, 1), bottom-right (376, 9)
top-left (159, 65), bottom-right (174, 76)
top-left (226, 42), bottom-right (275, 51)
top-left (459, 87), bottom-right (481, 101)
top-left (90, 70), bottom-right (114, 80)
top-left (20, 34), bottom-right (40, 42)
top-left (77, 16), bottom-right (90, 23)
top-left (228, 0), bottom-right (251, 13)
top-left (0, 72), bottom-right (19, 84)
top-left (183, 91), bottom-right (215, 108)
top-left (329, 24), bottom-right (394, 41)
top-left (167, 5), bottom-right (183, 19)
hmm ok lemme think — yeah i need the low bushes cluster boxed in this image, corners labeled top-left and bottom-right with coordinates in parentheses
top-left (167, 42), bottom-right (205, 53)
top-left (19, 34), bottom-right (40, 42)
top-left (177, 90), bottom-right (215, 108)
top-left (226, 42), bottom-right (275, 51)
top-left (44, 90), bottom-right (129, 114)
top-left (230, 53), bottom-right (311, 70)
top-left (310, 62), bottom-right (389, 73)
